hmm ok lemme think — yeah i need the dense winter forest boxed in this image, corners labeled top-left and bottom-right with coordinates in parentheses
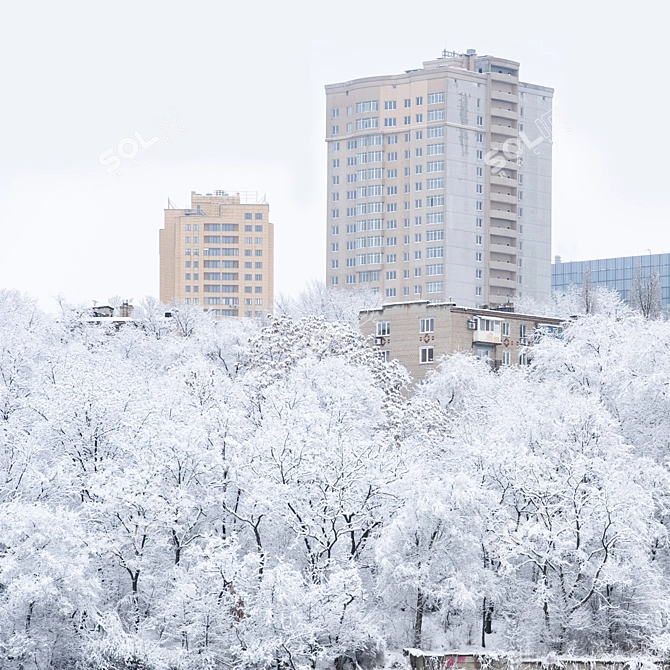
top-left (2, 285), bottom-right (670, 669)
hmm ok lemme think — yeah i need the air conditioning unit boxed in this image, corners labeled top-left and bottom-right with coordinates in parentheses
top-left (467, 320), bottom-right (477, 330)
top-left (374, 336), bottom-right (384, 346)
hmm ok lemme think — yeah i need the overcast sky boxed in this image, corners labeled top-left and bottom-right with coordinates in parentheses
top-left (0, 0), bottom-right (666, 310)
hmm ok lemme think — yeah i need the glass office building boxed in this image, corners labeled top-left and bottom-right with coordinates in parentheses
top-left (552, 254), bottom-right (670, 305)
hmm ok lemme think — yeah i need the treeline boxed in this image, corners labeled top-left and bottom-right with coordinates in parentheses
top-left (1, 290), bottom-right (670, 669)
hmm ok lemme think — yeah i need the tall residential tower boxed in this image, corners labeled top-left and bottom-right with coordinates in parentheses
top-left (160, 191), bottom-right (274, 317)
top-left (325, 50), bottom-right (553, 308)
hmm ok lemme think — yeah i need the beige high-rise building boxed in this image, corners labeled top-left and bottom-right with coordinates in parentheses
top-left (325, 50), bottom-right (553, 308)
top-left (160, 191), bottom-right (274, 317)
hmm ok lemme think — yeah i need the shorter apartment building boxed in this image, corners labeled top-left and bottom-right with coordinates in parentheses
top-left (360, 300), bottom-right (562, 380)
top-left (160, 191), bottom-right (274, 317)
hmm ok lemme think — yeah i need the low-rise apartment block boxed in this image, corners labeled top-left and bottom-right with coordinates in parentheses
top-left (160, 191), bottom-right (274, 317)
top-left (360, 300), bottom-right (562, 380)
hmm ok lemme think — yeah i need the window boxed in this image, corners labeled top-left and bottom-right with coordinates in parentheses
top-left (386, 237), bottom-right (397, 246)
top-left (255, 237), bottom-right (262, 245)
top-left (416, 96), bottom-right (423, 106)
top-left (333, 159), bottom-right (340, 168)
top-left (502, 351), bottom-right (511, 366)
top-left (404, 116), bottom-right (411, 124)
top-left (386, 254), bottom-right (397, 263)
top-left (387, 186), bottom-right (398, 195)
top-left (426, 195), bottom-right (444, 207)
top-left (476, 252), bottom-right (482, 262)
top-left (388, 151), bottom-right (398, 161)
top-left (255, 262), bottom-right (262, 269)
top-left (386, 220), bottom-right (397, 229)
top-left (405, 150), bottom-right (411, 159)
top-left (414, 268), bottom-right (422, 277)
top-left (347, 106), bottom-right (352, 115)
top-left (405, 235), bottom-right (411, 244)
top-left (356, 117), bottom-right (379, 130)
top-left (427, 126), bottom-right (444, 138)
top-left (476, 269), bottom-right (482, 279)
top-left (427, 109), bottom-right (444, 121)
top-left (416, 165), bottom-right (423, 175)
top-left (420, 318), bottom-right (434, 333)
top-left (387, 203), bottom-right (397, 212)
top-left (415, 130), bottom-right (423, 140)
top-left (332, 243), bottom-right (339, 252)
top-left (476, 235), bottom-right (483, 245)
top-left (332, 209), bottom-right (339, 218)
top-left (476, 167), bottom-right (483, 177)
top-left (426, 178), bottom-right (444, 190)
top-left (376, 321), bottom-right (391, 336)
top-left (388, 134), bottom-right (398, 144)
top-left (426, 281), bottom-right (443, 293)
top-left (426, 264), bottom-right (443, 276)
top-left (519, 352), bottom-right (528, 365)
top-left (476, 218), bottom-right (483, 228)
top-left (415, 148), bottom-right (423, 157)
top-left (380, 350), bottom-right (391, 363)
top-left (476, 150), bottom-right (483, 160)
top-left (387, 169), bottom-right (397, 178)
top-left (476, 184), bottom-right (483, 193)
top-left (332, 176), bottom-right (340, 185)
top-left (245, 225), bottom-right (252, 232)
top-left (420, 347), bottom-right (434, 364)
top-left (244, 213), bottom-right (252, 220)
top-left (414, 233), bottom-right (422, 242)
top-left (414, 251), bottom-right (422, 260)
top-left (331, 276), bottom-right (339, 285)
top-left (414, 285), bottom-right (422, 294)
top-left (476, 133), bottom-right (484, 143)
top-left (427, 160), bottom-right (444, 173)
top-left (427, 247), bottom-right (443, 258)
top-left (475, 286), bottom-right (482, 296)
top-left (332, 259), bottom-right (339, 268)
top-left (404, 99), bottom-right (411, 108)
top-left (427, 143), bottom-right (444, 155)
top-left (477, 115), bottom-right (483, 126)
top-left (385, 288), bottom-right (396, 297)
top-left (415, 199), bottom-right (422, 209)
top-left (427, 92), bottom-right (444, 104)
top-left (356, 101), bottom-right (379, 113)
top-left (415, 216), bottom-right (422, 225)
top-left (346, 275), bottom-right (356, 284)
top-left (426, 230), bottom-right (443, 241)
top-left (386, 270), bottom-right (396, 280)
top-left (384, 117), bottom-right (397, 127)
top-left (476, 202), bottom-right (483, 211)
top-left (332, 108), bottom-right (339, 118)
top-left (415, 182), bottom-right (423, 192)
top-left (502, 322), bottom-right (510, 336)
top-left (416, 113), bottom-right (423, 122)
top-left (384, 100), bottom-right (397, 110)
top-left (255, 286), bottom-right (263, 293)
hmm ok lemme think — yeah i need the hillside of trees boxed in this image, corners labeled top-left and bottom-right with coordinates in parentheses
top-left (1, 287), bottom-right (670, 669)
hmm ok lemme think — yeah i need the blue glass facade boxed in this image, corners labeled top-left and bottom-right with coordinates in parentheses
top-left (552, 254), bottom-right (670, 305)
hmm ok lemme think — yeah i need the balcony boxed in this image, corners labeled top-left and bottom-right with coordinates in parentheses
top-left (490, 192), bottom-right (517, 206)
top-left (491, 71), bottom-right (519, 83)
top-left (491, 124), bottom-right (517, 138)
top-left (490, 173), bottom-right (517, 188)
top-left (490, 248), bottom-right (517, 260)
top-left (490, 210), bottom-right (517, 222)
top-left (491, 237), bottom-right (517, 250)
top-left (491, 89), bottom-right (518, 103)
top-left (490, 276), bottom-right (516, 289)
top-left (489, 260), bottom-right (516, 272)
top-left (490, 106), bottom-right (517, 121)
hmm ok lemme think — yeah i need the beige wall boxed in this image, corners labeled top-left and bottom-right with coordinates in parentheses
top-left (159, 191), bottom-right (274, 317)
top-left (360, 300), bottom-right (562, 381)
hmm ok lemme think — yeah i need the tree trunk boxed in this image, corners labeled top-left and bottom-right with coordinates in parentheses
top-left (414, 589), bottom-right (425, 648)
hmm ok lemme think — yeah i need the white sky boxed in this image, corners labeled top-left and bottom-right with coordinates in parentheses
top-left (0, 0), bottom-right (666, 310)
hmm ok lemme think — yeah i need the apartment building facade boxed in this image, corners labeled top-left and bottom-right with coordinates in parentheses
top-left (159, 191), bottom-right (274, 317)
top-left (326, 50), bottom-right (553, 308)
top-left (360, 300), bottom-right (562, 381)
